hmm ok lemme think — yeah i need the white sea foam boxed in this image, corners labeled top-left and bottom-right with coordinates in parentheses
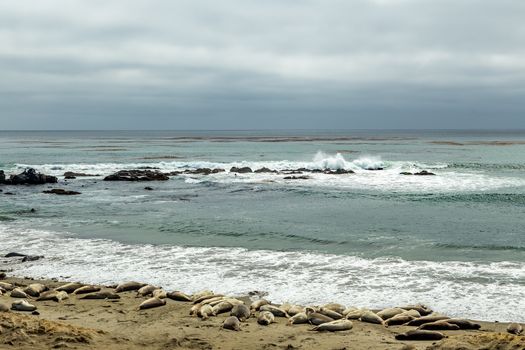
top-left (10, 153), bottom-right (525, 193)
top-left (1, 225), bottom-right (523, 322)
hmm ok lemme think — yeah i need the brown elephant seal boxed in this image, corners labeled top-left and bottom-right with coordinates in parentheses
top-left (194, 293), bottom-right (224, 304)
top-left (167, 291), bottom-right (192, 302)
top-left (250, 299), bottom-right (270, 311)
top-left (73, 285), bottom-right (101, 295)
top-left (0, 282), bottom-right (15, 291)
top-left (24, 283), bottom-right (48, 297)
top-left (223, 316), bottom-right (241, 331)
top-left (137, 285), bottom-right (157, 297)
top-left (192, 290), bottom-right (215, 303)
top-left (345, 308), bottom-right (368, 320)
top-left (197, 304), bottom-right (214, 320)
top-left (257, 311), bottom-right (275, 325)
top-left (56, 282), bottom-right (84, 293)
top-left (395, 329), bottom-right (444, 341)
top-left (419, 321), bottom-right (460, 331)
top-left (152, 289), bottom-right (167, 299)
top-left (287, 305), bottom-right (305, 316)
top-left (318, 307), bottom-right (343, 320)
top-left (79, 291), bottom-right (120, 300)
top-left (139, 297), bottom-right (166, 310)
top-left (231, 304), bottom-right (250, 321)
top-left (11, 300), bottom-right (37, 311)
top-left (0, 303), bottom-right (9, 312)
top-left (10, 288), bottom-right (30, 299)
top-left (405, 315), bottom-right (450, 327)
top-left (322, 303), bottom-right (346, 315)
top-left (507, 323), bottom-right (523, 335)
top-left (385, 314), bottom-right (416, 326)
top-left (311, 319), bottom-right (353, 332)
top-left (377, 307), bottom-right (405, 320)
top-left (212, 301), bottom-right (234, 315)
top-left (360, 311), bottom-right (385, 325)
top-left (399, 304), bottom-right (432, 316)
top-left (288, 312), bottom-right (308, 325)
top-left (37, 290), bottom-right (69, 302)
top-left (445, 319), bottom-right (481, 330)
top-left (306, 308), bottom-right (334, 325)
top-left (260, 304), bottom-right (288, 318)
top-left (115, 281), bottom-right (147, 293)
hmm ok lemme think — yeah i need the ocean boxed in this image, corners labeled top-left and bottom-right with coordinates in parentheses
top-left (0, 130), bottom-right (524, 322)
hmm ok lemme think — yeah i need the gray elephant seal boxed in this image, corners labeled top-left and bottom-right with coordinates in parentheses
top-left (311, 319), bottom-right (353, 332)
top-left (306, 308), bottom-right (334, 326)
top-left (212, 301), bottom-right (234, 315)
top-left (115, 281), bottom-right (147, 293)
top-left (318, 307), bottom-right (343, 320)
top-left (259, 304), bottom-right (288, 318)
top-left (385, 314), bottom-right (416, 326)
top-left (11, 300), bottom-right (37, 312)
top-left (139, 297), bottom-right (166, 310)
top-left (322, 303), bottom-right (346, 315)
top-left (507, 323), bottom-right (523, 335)
top-left (79, 291), bottom-right (121, 300)
top-left (137, 285), bottom-right (157, 297)
top-left (56, 282), bottom-right (84, 293)
top-left (359, 311), bottom-right (385, 325)
top-left (230, 304), bottom-right (250, 321)
top-left (197, 304), bottom-right (214, 320)
top-left (250, 299), bottom-right (270, 311)
top-left (288, 312), bottom-right (308, 325)
top-left (0, 282), bottom-right (15, 291)
top-left (37, 290), bottom-right (69, 302)
top-left (377, 307), bottom-right (405, 320)
top-left (73, 285), bottom-right (101, 295)
top-left (152, 289), bottom-right (167, 299)
top-left (398, 304), bottom-right (432, 316)
top-left (257, 311), bottom-right (275, 325)
top-left (445, 319), bottom-right (481, 330)
top-left (395, 330), bottom-right (444, 341)
top-left (418, 321), bottom-right (460, 331)
top-left (24, 283), bottom-right (48, 297)
top-left (223, 316), bottom-right (241, 331)
top-left (10, 288), bottom-right (30, 299)
top-left (167, 291), bottom-right (192, 302)
top-left (405, 315), bottom-right (450, 327)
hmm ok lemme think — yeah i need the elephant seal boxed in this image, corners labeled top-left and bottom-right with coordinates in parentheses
top-left (192, 290), bottom-right (215, 303)
top-left (395, 330), bottom-right (444, 341)
top-left (10, 288), bottom-right (30, 299)
top-left (0, 303), bottom-right (9, 312)
top-left (167, 291), bottom-right (192, 302)
top-left (322, 303), bottom-right (346, 315)
top-left (152, 289), bottom-right (167, 299)
top-left (194, 293), bottom-right (224, 304)
top-left (419, 321), bottom-right (460, 331)
top-left (445, 319), bottom-right (481, 330)
top-left (24, 283), bottom-right (48, 297)
top-left (231, 304), bottom-right (250, 321)
top-left (250, 299), bottom-right (270, 311)
top-left (385, 314), bottom-right (415, 326)
top-left (507, 323), bottom-right (523, 335)
top-left (79, 291), bottom-right (120, 300)
top-left (345, 308), bottom-right (368, 320)
top-left (197, 304), bottom-right (214, 320)
top-left (115, 281), bottom-right (147, 293)
top-left (360, 311), bottom-right (385, 325)
top-left (0, 282), bottom-right (15, 291)
top-left (56, 282), bottom-right (84, 293)
top-left (260, 304), bottom-right (288, 318)
top-left (137, 285), bottom-right (157, 297)
top-left (311, 319), bottom-right (353, 332)
top-left (306, 308), bottom-right (334, 325)
top-left (37, 290), bottom-right (69, 302)
top-left (73, 285), bottom-right (101, 295)
top-left (377, 307), bottom-right (405, 320)
top-left (398, 304), bottom-right (432, 316)
top-left (11, 300), bottom-right (37, 312)
top-left (223, 316), bottom-right (241, 331)
top-left (318, 307), bottom-right (343, 320)
top-left (139, 297), bottom-right (166, 310)
top-left (287, 305), bottom-right (305, 316)
top-left (257, 311), bottom-right (275, 325)
top-left (405, 315), bottom-right (450, 327)
top-left (212, 301), bottom-right (234, 315)
top-left (288, 312), bottom-right (308, 325)
top-left (401, 309), bottom-right (421, 318)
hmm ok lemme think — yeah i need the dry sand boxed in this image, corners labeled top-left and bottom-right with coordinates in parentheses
top-left (0, 276), bottom-right (523, 350)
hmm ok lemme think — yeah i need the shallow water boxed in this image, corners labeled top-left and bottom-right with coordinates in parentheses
top-left (1, 130), bottom-right (524, 322)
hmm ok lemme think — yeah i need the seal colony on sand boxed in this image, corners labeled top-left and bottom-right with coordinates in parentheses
top-left (0, 276), bottom-right (523, 350)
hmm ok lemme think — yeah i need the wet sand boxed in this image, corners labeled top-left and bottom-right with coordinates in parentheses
top-left (0, 276), bottom-right (523, 350)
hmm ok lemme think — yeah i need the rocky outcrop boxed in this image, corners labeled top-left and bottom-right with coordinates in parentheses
top-left (284, 175), bottom-right (310, 180)
top-left (103, 170), bottom-right (169, 181)
top-left (5, 252), bottom-right (44, 262)
top-left (184, 168), bottom-right (225, 175)
top-left (63, 172), bottom-right (98, 179)
top-left (2, 169), bottom-right (58, 185)
top-left (230, 167), bottom-right (253, 173)
top-left (43, 189), bottom-right (81, 195)
top-left (324, 169), bottom-right (354, 175)
top-left (400, 170), bottom-right (436, 176)
top-left (0, 170), bottom-right (5, 183)
top-left (254, 167), bottom-right (277, 173)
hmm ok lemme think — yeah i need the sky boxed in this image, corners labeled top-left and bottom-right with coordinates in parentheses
top-left (1, 0), bottom-right (524, 130)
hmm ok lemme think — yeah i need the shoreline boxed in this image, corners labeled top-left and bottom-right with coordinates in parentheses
top-left (0, 275), bottom-right (523, 350)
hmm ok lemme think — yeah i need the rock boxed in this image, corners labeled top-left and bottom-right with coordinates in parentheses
top-left (0, 170), bottom-right (5, 183)
top-left (63, 171), bottom-right (98, 177)
top-left (324, 169), bottom-right (354, 175)
top-left (184, 168), bottom-right (224, 175)
top-left (22, 255), bottom-right (44, 262)
top-left (5, 252), bottom-right (26, 258)
top-left (400, 172), bottom-right (413, 175)
top-left (254, 167), bottom-right (277, 173)
top-left (43, 189), bottom-right (81, 195)
top-left (414, 170), bottom-right (436, 176)
top-left (64, 175), bottom-right (76, 179)
top-left (230, 167), bottom-right (252, 173)
top-left (144, 186), bottom-right (154, 191)
top-left (0, 272), bottom-right (6, 279)
top-left (103, 170), bottom-right (169, 181)
top-left (6, 168), bottom-right (58, 185)
top-left (284, 176), bottom-right (310, 180)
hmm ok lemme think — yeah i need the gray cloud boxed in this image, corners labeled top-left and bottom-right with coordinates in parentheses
top-left (1, 0), bottom-right (524, 129)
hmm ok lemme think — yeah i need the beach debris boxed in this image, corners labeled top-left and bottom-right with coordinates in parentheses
top-left (139, 297), bottom-right (166, 310)
top-left (230, 304), bottom-right (250, 321)
top-left (250, 299), bottom-right (270, 311)
top-left (36, 290), bottom-right (69, 302)
top-left (311, 319), bottom-right (353, 332)
top-left (507, 323), bottom-right (523, 335)
top-left (73, 285), bottom-right (101, 294)
top-left (167, 291), bottom-right (193, 302)
top-left (56, 282), bottom-right (85, 293)
top-left (79, 291), bottom-right (120, 300)
top-left (396, 329), bottom-right (445, 341)
top-left (115, 281), bottom-right (147, 293)
top-left (257, 311), bottom-right (275, 325)
top-left (23, 283), bottom-right (48, 297)
top-left (405, 315), bottom-right (450, 327)
top-left (359, 311), bottom-right (385, 325)
top-left (223, 316), bottom-right (241, 331)
top-left (137, 284), bottom-right (157, 297)
top-left (11, 300), bottom-right (37, 312)
top-left (288, 312), bottom-right (309, 325)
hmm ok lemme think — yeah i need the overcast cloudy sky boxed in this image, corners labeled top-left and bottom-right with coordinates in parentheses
top-left (1, 0), bottom-right (524, 130)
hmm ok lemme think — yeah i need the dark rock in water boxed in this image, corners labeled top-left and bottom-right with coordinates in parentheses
top-left (63, 171), bottom-right (98, 177)
top-left (144, 186), bottom-right (154, 191)
top-left (0, 272), bottom-right (6, 279)
top-left (283, 170), bottom-right (303, 175)
top-left (22, 255), bottom-right (44, 262)
top-left (64, 175), bottom-right (76, 179)
top-left (184, 168), bottom-right (224, 175)
top-left (324, 169), bottom-right (354, 175)
top-left (230, 167), bottom-right (253, 173)
top-left (30, 208), bottom-right (36, 213)
top-left (414, 170), bottom-right (436, 176)
top-left (43, 188), bottom-right (81, 195)
top-left (104, 170), bottom-right (169, 181)
top-left (7, 168), bottom-right (58, 185)
top-left (137, 166), bottom-right (160, 170)
top-left (5, 252), bottom-right (26, 258)
top-left (400, 172), bottom-right (413, 175)
top-left (4, 192), bottom-right (15, 195)
top-left (254, 167), bottom-right (277, 173)
top-left (0, 170), bottom-right (5, 183)
top-left (284, 175), bottom-right (310, 180)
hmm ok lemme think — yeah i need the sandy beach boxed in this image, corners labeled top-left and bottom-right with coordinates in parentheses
top-left (0, 276), bottom-right (523, 350)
